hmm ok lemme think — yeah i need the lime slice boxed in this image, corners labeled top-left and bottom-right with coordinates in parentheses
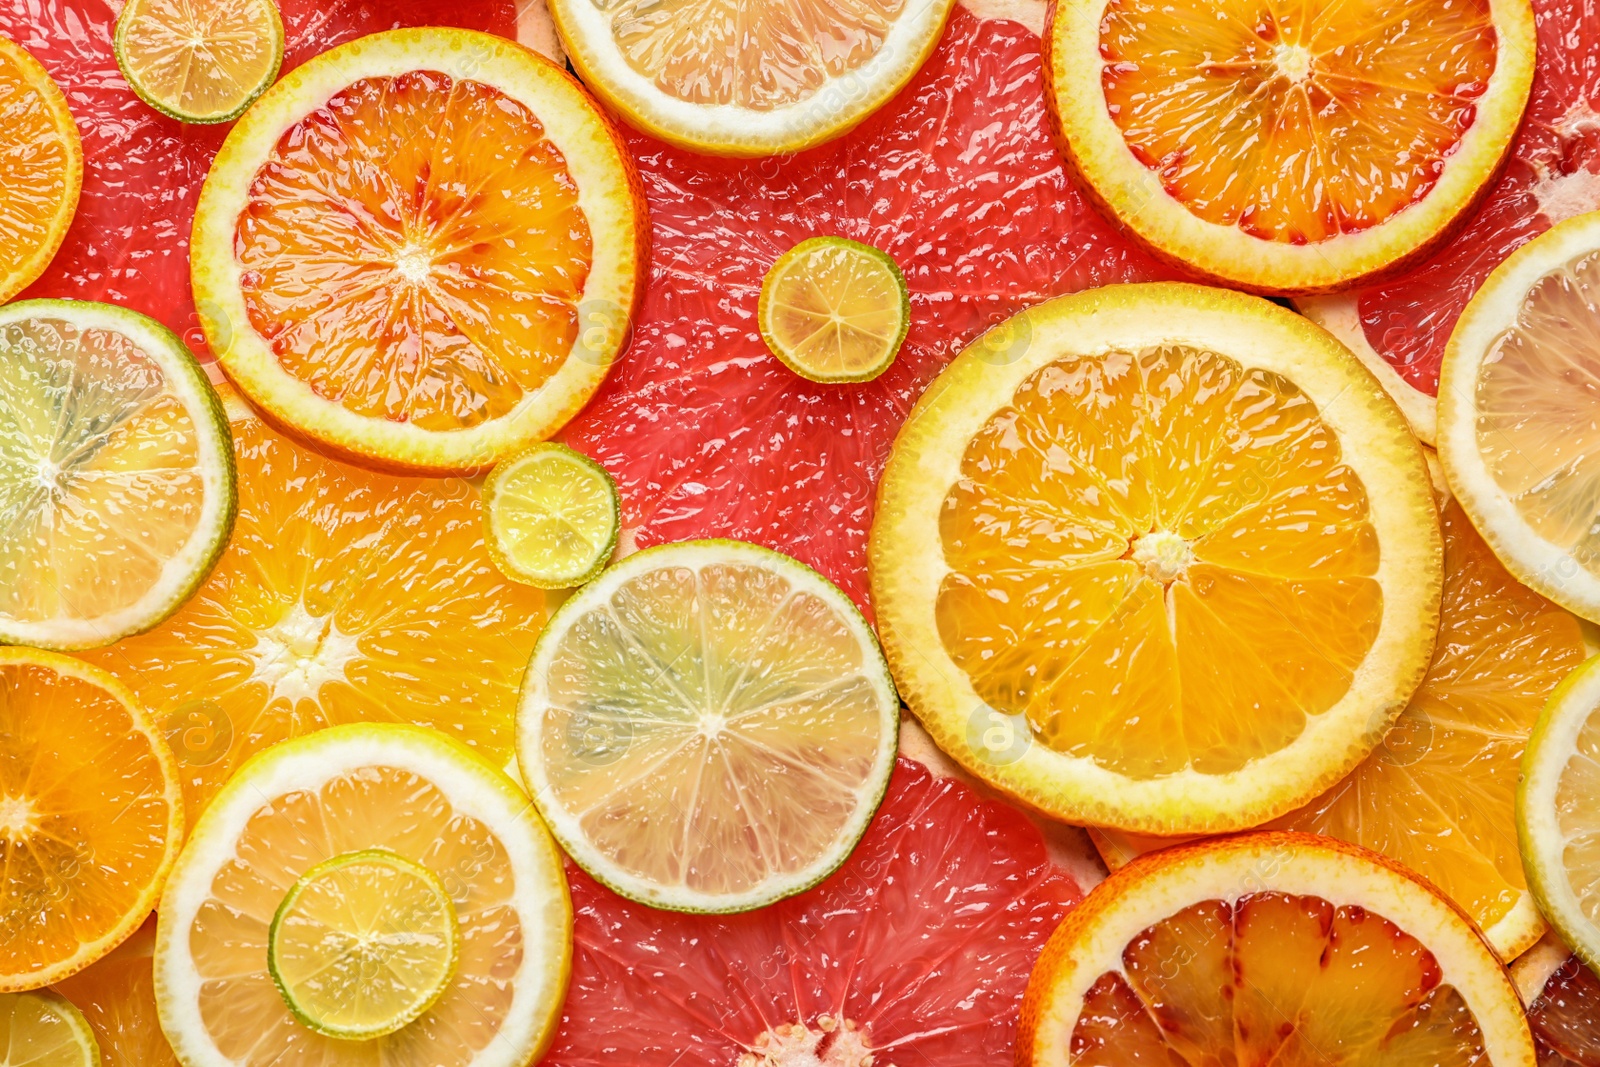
top-left (268, 848), bottom-right (459, 1039)
top-left (518, 538), bottom-right (899, 913)
top-left (114, 0), bottom-right (285, 124)
top-left (0, 299), bottom-right (236, 650)
top-left (0, 990), bottom-right (100, 1067)
top-left (758, 237), bottom-right (909, 384)
top-left (1520, 653), bottom-right (1600, 975)
top-left (484, 443), bottom-right (620, 589)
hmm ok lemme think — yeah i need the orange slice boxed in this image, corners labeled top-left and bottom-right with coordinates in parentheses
top-left (76, 387), bottom-right (547, 821)
top-left (870, 282), bottom-right (1441, 833)
top-left (50, 918), bottom-right (176, 1067)
top-left (1019, 833), bottom-right (1536, 1067)
top-left (1091, 496), bottom-right (1587, 960)
top-left (0, 648), bottom-right (182, 990)
top-left (0, 36), bottom-right (81, 305)
top-left (192, 27), bottom-right (647, 474)
top-left (1045, 0), bottom-right (1536, 294)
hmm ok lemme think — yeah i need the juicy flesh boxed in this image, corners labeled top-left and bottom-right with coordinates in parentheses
top-left (763, 242), bottom-right (905, 379)
top-left (1476, 250), bottom-right (1600, 582)
top-left (1528, 955), bottom-right (1600, 1066)
top-left (51, 918), bottom-right (177, 1067)
top-left (1073, 893), bottom-right (1487, 1065)
top-left (0, 318), bottom-right (204, 625)
top-left (187, 766), bottom-right (525, 1066)
top-left (540, 559), bottom-right (887, 897)
top-left (271, 852), bottom-right (456, 1036)
top-left (936, 345), bottom-right (1381, 778)
top-left (1099, 0), bottom-right (1497, 243)
top-left (493, 452), bottom-right (615, 580)
top-left (0, 663), bottom-right (175, 980)
top-left (77, 413), bottom-right (547, 819)
top-left (1555, 694), bottom-right (1600, 926)
top-left (235, 71), bottom-right (593, 431)
top-left (0, 46), bottom-right (74, 291)
top-left (599, 0), bottom-right (908, 109)
top-left (0, 993), bottom-right (91, 1067)
top-left (118, 0), bottom-right (279, 118)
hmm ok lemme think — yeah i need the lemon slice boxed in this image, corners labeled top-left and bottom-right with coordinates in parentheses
top-left (114, 0), bottom-right (285, 124)
top-left (268, 849), bottom-right (459, 1040)
top-left (518, 538), bottom-right (900, 913)
top-left (484, 443), bottom-right (619, 588)
top-left (0, 990), bottom-right (100, 1067)
top-left (1519, 653), bottom-right (1600, 975)
top-left (758, 237), bottom-right (909, 384)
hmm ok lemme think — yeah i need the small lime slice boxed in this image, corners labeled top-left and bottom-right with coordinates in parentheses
top-left (0, 299), bottom-right (236, 651)
top-left (758, 236), bottom-right (910, 384)
top-left (484, 443), bottom-right (620, 589)
top-left (518, 538), bottom-right (900, 913)
top-left (0, 990), bottom-right (100, 1067)
top-left (268, 848), bottom-right (459, 1039)
top-left (114, 0), bottom-right (285, 124)
top-left (1520, 654), bottom-right (1600, 976)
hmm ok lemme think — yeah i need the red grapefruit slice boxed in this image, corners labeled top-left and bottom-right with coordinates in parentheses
top-left (559, 7), bottom-right (1176, 610)
top-left (540, 756), bottom-right (1082, 1064)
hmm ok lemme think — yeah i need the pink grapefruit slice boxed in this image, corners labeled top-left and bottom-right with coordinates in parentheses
top-left (539, 756), bottom-right (1083, 1064)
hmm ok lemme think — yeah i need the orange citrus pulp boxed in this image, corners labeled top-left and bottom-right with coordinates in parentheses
top-left (0, 36), bottom-right (82, 304)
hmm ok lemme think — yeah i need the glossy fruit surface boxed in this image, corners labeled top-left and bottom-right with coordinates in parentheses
top-left (484, 443), bottom-right (620, 588)
top-left (0, 990), bottom-right (98, 1067)
top-left (49, 918), bottom-right (176, 1067)
top-left (0, 35), bottom-right (80, 304)
top-left (758, 236), bottom-right (910, 383)
top-left (113, 0), bottom-right (284, 123)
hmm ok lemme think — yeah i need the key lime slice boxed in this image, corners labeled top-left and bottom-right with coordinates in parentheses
top-left (0, 990), bottom-right (100, 1067)
top-left (0, 299), bottom-right (236, 650)
top-left (269, 849), bottom-right (459, 1040)
top-left (1520, 654), bottom-right (1600, 975)
top-left (484, 443), bottom-right (619, 589)
top-left (114, 0), bottom-right (285, 124)
top-left (759, 237), bottom-right (909, 384)
top-left (518, 538), bottom-right (900, 913)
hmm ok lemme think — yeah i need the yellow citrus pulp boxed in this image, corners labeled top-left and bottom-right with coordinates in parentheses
top-left (113, 0), bottom-right (285, 123)
top-left (0, 990), bottom-right (98, 1067)
top-left (758, 236), bottom-right (910, 384)
top-left (0, 36), bottom-right (81, 305)
top-left (483, 442), bottom-right (620, 588)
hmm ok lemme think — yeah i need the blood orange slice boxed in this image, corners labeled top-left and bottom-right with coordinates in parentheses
top-left (1512, 937), bottom-right (1600, 1067)
top-left (539, 756), bottom-right (1082, 1065)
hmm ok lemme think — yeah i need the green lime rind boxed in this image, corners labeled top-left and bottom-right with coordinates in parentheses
top-left (758, 236), bottom-right (910, 385)
top-left (516, 537), bottom-right (900, 914)
top-left (114, 0), bottom-right (285, 124)
top-left (0, 298), bottom-right (237, 651)
top-left (268, 847), bottom-right (460, 1040)
top-left (483, 442), bottom-right (621, 590)
top-left (1519, 653), bottom-right (1600, 978)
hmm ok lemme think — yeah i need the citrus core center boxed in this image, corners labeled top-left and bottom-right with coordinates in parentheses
top-left (1273, 42), bottom-right (1314, 83)
top-left (0, 796), bottom-right (38, 841)
top-left (394, 244), bottom-right (434, 285)
top-left (738, 1017), bottom-right (874, 1067)
top-left (1129, 530), bottom-right (1194, 584)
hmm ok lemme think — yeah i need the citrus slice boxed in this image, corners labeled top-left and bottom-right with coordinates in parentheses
top-left (540, 756), bottom-right (1082, 1063)
top-left (1091, 496), bottom-right (1586, 960)
top-left (1439, 210), bottom-right (1600, 622)
top-left (0, 299), bottom-right (235, 651)
top-left (547, 0), bottom-right (956, 156)
top-left (0, 990), bottom-right (98, 1067)
top-left (113, 0), bottom-right (284, 124)
top-left (155, 723), bottom-right (571, 1067)
top-left (76, 387), bottom-right (547, 821)
top-left (758, 236), bottom-right (909, 384)
top-left (49, 918), bottom-right (177, 1067)
top-left (1519, 652), bottom-right (1600, 973)
top-left (191, 27), bottom-right (646, 474)
top-left (268, 849), bottom-right (458, 1039)
top-left (0, 648), bottom-right (183, 991)
top-left (870, 282), bottom-right (1442, 833)
top-left (518, 538), bottom-right (899, 912)
top-left (0, 36), bottom-right (81, 306)
top-left (484, 442), bottom-right (619, 588)
top-left (1019, 832), bottom-right (1536, 1066)
top-left (1512, 935), bottom-right (1600, 1066)
top-left (1045, 0), bottom-right (1537, 293)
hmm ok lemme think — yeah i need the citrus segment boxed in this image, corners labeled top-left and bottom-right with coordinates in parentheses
top-left (76, 389), bottom-right (547, 821)
top-left (1092, 497), bottom-right (1585, 959)
top-left (518, 539), bottom-right (899, 912)
top-left (268, 850), bottom-right (458, 1039)
top-left (0, 991), bottom-right (98, 1067)
top-left (484, 443), bottom-right (619, 588)
top-left (540, 756), bottom-right (1082, 1064)
top-left (193, 27), bottom-right (646, 473)
top-left (113, 0), bottom-right (284, 123)
top-left (0, 36), bottom-right (80, 305)
top-left (759, 237), bottom-right (909, 383)
top-left (155, 723), bottom-right (572, 1067)
top-left (49, 918), bottom-right (177, 1067)
top-left (1515, 944), bottom-right (1600, 1066)
top-left (1019, 833), bottom-right (1536, 1067)
top-left (870, 283), bottom-right (1441, 832)
top-left (1046, 0), bottom-right (1536, 292)
top-left (0, 648), bottom-right (182, 991)
top-left (0, 299), bottom-right (235, 651)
